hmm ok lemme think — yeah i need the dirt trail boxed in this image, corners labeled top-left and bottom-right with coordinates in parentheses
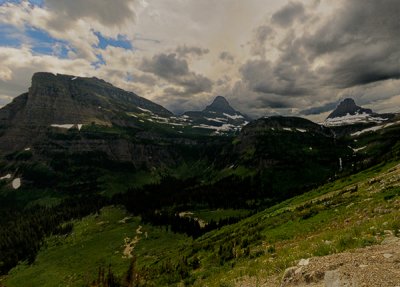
top-left (280, 235), bottom-right (400, 287)
top-left (122, 225), bottom-right (144, 259)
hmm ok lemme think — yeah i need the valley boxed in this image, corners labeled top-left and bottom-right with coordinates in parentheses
top-left (0, 73), bottom-right (399, 286)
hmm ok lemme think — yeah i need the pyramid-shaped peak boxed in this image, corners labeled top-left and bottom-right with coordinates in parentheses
top-left (327, 98), bottom-right (373, 119)
top-left (204, 96), bottom-right (236, 114)
top-left (341, 98), bottom-right (356, 105)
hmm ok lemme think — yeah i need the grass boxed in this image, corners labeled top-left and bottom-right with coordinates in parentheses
top-left (182, 160), bottom-right (400, 286)
top-left (4, 205), bottom-right (191, 287)
top-left (4, 160), bottom-right (400, 286)
top-left (5, 206), bottom-right (135, 287)
top-left (98, 170), bottom-right (160, 197)
top-left (193, 209), bottom-right (251, 222)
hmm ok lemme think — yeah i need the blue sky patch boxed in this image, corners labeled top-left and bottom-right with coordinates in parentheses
top-left (0, 22), bottom-right (72, 58)
top-left (0, 0), bottom-right (43, 6)
top-left (25, 26), bottom-right (70, 58)
top-left (0, 24), bottom-right (23, 47)
top-left (91, 54), bottom-right (106, 69)
top-left (94, 31), bottom-right (133, 50)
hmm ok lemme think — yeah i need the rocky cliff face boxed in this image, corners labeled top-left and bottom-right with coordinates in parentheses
top-left (0, 73), bottom-right (172, 152)
top-left (0, 72), bottom-right (172, 127)
top-left (0, 73), bottom-right (225, 168)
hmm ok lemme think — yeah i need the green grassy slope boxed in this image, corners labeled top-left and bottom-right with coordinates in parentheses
top-left (4, 206), bottom-right (189, 287)
top-left (4, 160), bottom-right (400, 286)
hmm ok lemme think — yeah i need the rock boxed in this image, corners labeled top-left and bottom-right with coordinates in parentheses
top-left (282, 266), bottom-right (298, 282)
top-left (381, 236), bottom-right (399, 245)
top-left (298, 258), bottom-right (310, 266)
top-left (304, 270), bottom-right (325, 283)
top-left (324, 270), bottom-right (353, 287)
top-left (383, 253), bottom-right (393, 259)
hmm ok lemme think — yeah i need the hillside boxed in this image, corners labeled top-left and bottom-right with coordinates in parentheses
top-left (323, 98), bottom-right (394, 129)
top-left (1, 73), bottom-right (400, 287)
top-left (2, 155), bottom-right (399, 286)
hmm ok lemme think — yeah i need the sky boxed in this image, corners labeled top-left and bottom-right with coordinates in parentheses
top-left (0, 0), bottom-right (399, 121)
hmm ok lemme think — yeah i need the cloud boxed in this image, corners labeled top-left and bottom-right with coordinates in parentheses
top-left (44, 0), bottom-right (136, 28)
top-left (240, 59), bottom-right (311, 97)
top-left (302, 0), bottom-right (400, 88)
top-left (300, 101), bottom-right (339, 115)
top-left (271, 1), bottom-right (305, 28)
top-left (1, 0), bottom-right (400, 120)
top-left (175, 45), bottom-right (209, 58)
top-left (219, 51), bottom-right (234, 64)
top-left (140, 53), bottom-right (189, 79)
top-left (140, 52), bottom-right (212, 96)
top-left (250, 25), bottom-right (274, 58)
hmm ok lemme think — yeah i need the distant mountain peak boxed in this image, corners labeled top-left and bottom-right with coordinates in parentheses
top-left (327, 98), bottom-right (373, 119)
top-left (204, 96), bottom-right (237, 115)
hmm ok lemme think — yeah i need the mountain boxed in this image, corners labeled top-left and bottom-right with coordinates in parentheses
top-left (0, 72), bottom-right (177, 151)
top-left (327, 98), bottom-right (372, 119)
top-left (0, 72), bottom-right (172, 127)
top-left (183, 96), bottom-right (251, 134)
top-left (324, 98), bottom-right (391, 127)
top-left (204, 96), bottom-right (237, 114)
top-left (2, 73), bottom-right (400, 287)
top-left (226, 116), bottom-right (350, 192)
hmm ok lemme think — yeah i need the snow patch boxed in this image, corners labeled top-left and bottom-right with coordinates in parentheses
top-left (151, 115), bottom-right (168, 123)
top-left (0, 174), bottom-right (11, 180)
top-left (51, 124), bottom-right (74, 130)
top-left (350, 146), bottom-right (367, 153)
top-left (223, 113), bottom-right (244, 120)
top-left (283, 128), bottom-right (292, 132)
top-left (71, 77), bottom-right (78, 80)
top-left (24, 147), bottom-right (31, 151)
top-left (323, 113), bottom-right (387, 127)
top-left (137, 107), bottom-right (153, 114)
top-left (350, 121), bottom-right (400, 137)
top-left (12, 178), bottom-right (21, 189)
top-left (193, 123), bottom-right (236, 132)
top-left (127, 113), bottom-right (138, 118)
top-left (168, 122), bottom-right (184, 126)
top-left (205, 117), bottom-right (225, 123)
top-left (77, 124), bottom-right (83, 131)
top-left (296, 128), bottom-right (307, 133)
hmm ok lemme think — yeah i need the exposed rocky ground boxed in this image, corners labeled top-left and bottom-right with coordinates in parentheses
top-left (280, 234), bottom-right (400, 287)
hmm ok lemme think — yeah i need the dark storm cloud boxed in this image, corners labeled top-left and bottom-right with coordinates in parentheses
top-left (140, 53), bottom-right (212, 96)
top-left (219, 51), bottom-right (235, 63)
top-left (260, 99), bottom-right (291, 109)
top-left (303, 0), bottom-right (400, 88)
top-left (271, 1), bottom-right (305, 28)
top-left (175, 45), bottom-right (209, 58)
top-left (251, 25), bottom-right (274, 58)
top-left (240, 58), bottom-right (310, 97)
top-left (300, 101), bottom-right (339, 116)
top-left (238, 0), bottom-right (400, 117)
top-left (140, 53), bottom-right (189, 80)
